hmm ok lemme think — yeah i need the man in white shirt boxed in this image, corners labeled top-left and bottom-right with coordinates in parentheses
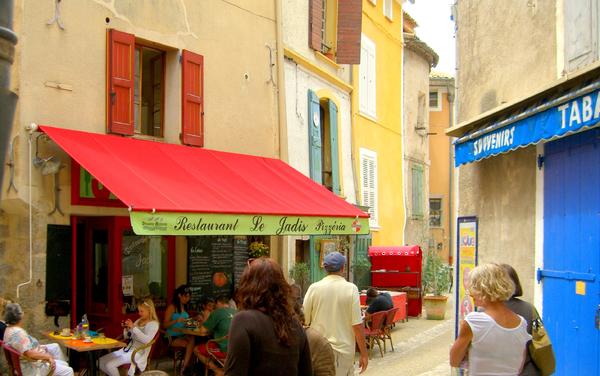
top-left (303, 252), bottom-right (369, 375)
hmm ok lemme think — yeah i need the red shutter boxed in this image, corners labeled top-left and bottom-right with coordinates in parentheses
top-left (309, 0), bottom-right (323, 51)
top-left (336, 0), bottom-right (363, 64)
top-left (107, 29), bottom-right (135, 135)
top-left (181, 50), bottom-right (204, 147)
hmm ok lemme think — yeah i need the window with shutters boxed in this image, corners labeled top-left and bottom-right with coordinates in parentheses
top-left (107, 29), bottom-right (204, 145)
top-left (360, 148), bottom-right (378, 227)
top-left (564, 0), bottom-right (598, 73)
top-left (383, 0), bottom-right (393, 20)
top-left (359, 35), bottom-right (377, 118)
top-left (429, 90), bottom-right (441, 111)
top-left (411, 165), bottom-right (424, 218)
top-left (429, 197), bottom-right (442, 227)
top-left (309, 0), bottom-right (363, 64)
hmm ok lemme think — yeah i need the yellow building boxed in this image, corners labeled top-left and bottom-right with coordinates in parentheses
top-left (353, 0), bottom-right (405, 246)
top-left (428, 73), bottom-right (455, 264)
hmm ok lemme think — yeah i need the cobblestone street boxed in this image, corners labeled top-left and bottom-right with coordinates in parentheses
top-left (357, 295), bottom-right (454, 375)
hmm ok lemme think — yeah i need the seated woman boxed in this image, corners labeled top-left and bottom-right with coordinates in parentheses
top-left (3, 303), bottom-right (74, 376)
top-left (99, 298), bottom-right (159, 376)
top-left (164, 284), bottom-right (195, 374)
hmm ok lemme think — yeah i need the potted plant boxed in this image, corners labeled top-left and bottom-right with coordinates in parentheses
top-left (351, 258), bottom-right (372, 291)
top-left (248, 240), bottom-right (269, 258)
top-left (289, 262), bottom-right (310, 296)
top-left (422, 248), bottom-right (451, 320)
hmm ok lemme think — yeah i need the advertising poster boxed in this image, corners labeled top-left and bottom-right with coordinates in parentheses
top-left (455, 216), bottom-right (478, 338)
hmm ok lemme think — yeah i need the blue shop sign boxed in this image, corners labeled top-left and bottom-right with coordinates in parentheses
top-left (455, 82), bottom-right (600, 166)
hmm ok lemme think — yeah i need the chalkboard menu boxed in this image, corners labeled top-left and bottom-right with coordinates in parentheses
top-left (187, 236), bottom-right (249, 306)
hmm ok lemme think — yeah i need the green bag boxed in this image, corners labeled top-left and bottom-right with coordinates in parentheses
top-left (528, 308), bottom-right (555, 376)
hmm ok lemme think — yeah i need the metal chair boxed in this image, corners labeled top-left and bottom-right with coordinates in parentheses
top-left (1, 340), bottom-right (56, 376)
top-left (383, 307), bottom-right (400, 352)
top-left (118, 332), bottom-right (160, 374)
top-left (363, 311), bottom-right (386, 358)
top-left (202, 336), bottom-right (228, 376)
top-left (163, 330), bottom-right (185, 373)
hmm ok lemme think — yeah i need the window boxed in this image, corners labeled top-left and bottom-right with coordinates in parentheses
top-left (411, 165), bottom-right (424, 218)
top-left (416, 93), bottom-right (426, 130)
top-left (359, 35), bottom-right (376, 117)
top-left (308, 0), bottom-right (362, 64)
top-left (429, 90), bottom-right (441, 111)
top-left (134, 46), bottom-right (165, 137)
top-left (360, 148), bottom-right (378, 227)
top-left (383, 0), bottom-right (393, 20)
top-left (429, 198), bottom-right (442, 227)
top-left (107, 29), bottom-right (204, 145)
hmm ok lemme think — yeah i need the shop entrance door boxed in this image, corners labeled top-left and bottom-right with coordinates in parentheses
top-left (543, 128), bottom-right (600, 375)
top-left (73, 216), bottom-right (174, 337)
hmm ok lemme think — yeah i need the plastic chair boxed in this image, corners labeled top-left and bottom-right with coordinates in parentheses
top-left (203, 336), bottom-right (228, 376)
top-left (383, 307), bottom-right (400, 352)
top-left (363, 311), bottom-right (386, 359)
top-left (1, 340), bottom-right (56, 376)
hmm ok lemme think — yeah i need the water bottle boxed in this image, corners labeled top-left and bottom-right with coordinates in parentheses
top-left (81, 314), bottom-right (89, 338)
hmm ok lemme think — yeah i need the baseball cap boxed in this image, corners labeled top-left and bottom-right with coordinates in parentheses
top-left (323, 252), bottom-right (346, 272)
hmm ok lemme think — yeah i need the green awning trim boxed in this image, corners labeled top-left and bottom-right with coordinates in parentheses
top-left (130, 211), bottom-right (370, 236)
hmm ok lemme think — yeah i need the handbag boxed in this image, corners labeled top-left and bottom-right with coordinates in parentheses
top-left (528, 308), bottom-right (555, 376)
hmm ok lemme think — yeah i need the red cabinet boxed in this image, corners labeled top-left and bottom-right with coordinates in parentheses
top-left (368, 245), bottom-right (423, 317)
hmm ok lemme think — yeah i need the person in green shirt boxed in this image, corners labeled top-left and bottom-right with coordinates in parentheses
top-left (194, 295), bottom-right (236, 374)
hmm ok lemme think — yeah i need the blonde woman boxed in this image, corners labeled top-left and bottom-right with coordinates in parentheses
top-left (450, 263), bottom-right (532, 375)
top-left (99, 298), bottom-right (159, 376)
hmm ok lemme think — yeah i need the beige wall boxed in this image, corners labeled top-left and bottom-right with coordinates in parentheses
top-left (403, 47), bottom-right (431, 250)
top-left (429, 83), bottom-right (453, 263)
top-left (455, 0), bottom-right (558, 300)
top-left (1, 0), bottom-right (279, 331)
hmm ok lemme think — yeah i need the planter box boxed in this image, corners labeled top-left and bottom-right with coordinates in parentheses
top-left (423, 295), bottom-right (448, 320)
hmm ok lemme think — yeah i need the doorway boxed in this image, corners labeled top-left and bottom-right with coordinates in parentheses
top-left (72, 216), bottom-right (175, 337)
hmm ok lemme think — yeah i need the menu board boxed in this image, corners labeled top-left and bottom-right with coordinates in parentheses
top-left (187, 236), bottom-right (249, 306)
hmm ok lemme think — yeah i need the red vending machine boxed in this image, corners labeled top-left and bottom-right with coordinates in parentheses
top-left (368, 245), bottom-right (423, 317)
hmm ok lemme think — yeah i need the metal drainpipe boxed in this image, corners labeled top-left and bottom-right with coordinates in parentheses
top-left (0, 0), bottom-right (18, 198)
top-left (447, 83), bottom-right (455, 264)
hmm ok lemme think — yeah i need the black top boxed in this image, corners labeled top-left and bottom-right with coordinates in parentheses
top-left (224, 309), bottom-right (312, 376)
top-left (505, 297), bottom-right (541, 376)
top-left (366, 292), bottom-right (393, 314)
top-left (0, 320), bottom-right (6, 341)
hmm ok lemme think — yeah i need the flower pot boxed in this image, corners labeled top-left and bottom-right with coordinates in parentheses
top-left (423, 295), bottom-right (448, 320)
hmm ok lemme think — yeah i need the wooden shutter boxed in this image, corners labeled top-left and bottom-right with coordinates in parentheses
top-left (308, 90), bottom-right (323, 184)
top-left (336, 0), bottom-right (362, 64)
top-left (360, 149), bottom-right (377, 226)
top-left (309, 0), bottom-right (323, 51)
top-left (182, 50), bottom-right (204, 147)
top-left (328, 99), bottom-right (340, 195)
top-left (564, 0), bottom-right (598, 72)
top-left (107, 29), bottom-right (135, 135)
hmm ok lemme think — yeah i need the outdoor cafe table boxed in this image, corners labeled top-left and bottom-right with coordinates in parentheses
top-left (44, 332), bottom-right (126, 376)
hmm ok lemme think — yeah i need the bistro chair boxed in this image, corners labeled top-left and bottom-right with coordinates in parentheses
top-left (1, 340), bottom-right (56, 376)
top-left (163, 329), bottom-right (185, 374)
top-left (382, 307), bottom-right (400, 352)
top-left (363, 311), bottom-right (386, 359)
top-left (118, 332), bottom-right (160, 374)
top-left (203, 335), bottom-right (228, 376)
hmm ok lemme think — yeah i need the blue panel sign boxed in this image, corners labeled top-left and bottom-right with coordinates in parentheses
top-left (455, 84), bottom-right (600, 166)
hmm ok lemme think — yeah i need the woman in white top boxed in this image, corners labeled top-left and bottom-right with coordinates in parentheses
top-left (99, 298), bottom-right (159, 376)
top-left (450, 263), bottom-right (532, 376)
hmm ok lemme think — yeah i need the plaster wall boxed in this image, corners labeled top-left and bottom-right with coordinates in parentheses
top-left (352, 0), bottom-right (405, 246)
top-left (2, 0), bottom-right (279, 333)
top-left (402, 48), bottom-right (430, 251)
top-left (455, 0), bottom-right (557, 122)
top-left (429, 88), bottom-right (453, 263)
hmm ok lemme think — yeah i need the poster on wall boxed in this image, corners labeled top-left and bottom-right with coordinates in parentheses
top-left (455, 216), bottom-right (478, 338)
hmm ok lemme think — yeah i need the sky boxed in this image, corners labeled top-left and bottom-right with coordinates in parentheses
top-left (403, 0), bottom-right (456, 75)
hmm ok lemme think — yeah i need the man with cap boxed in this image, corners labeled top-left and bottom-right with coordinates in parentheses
top-left (303, 252), bottom-right (368, 375)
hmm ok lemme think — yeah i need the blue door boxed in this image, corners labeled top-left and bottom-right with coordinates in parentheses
top-left (543, 128), bottom-right (600, 375)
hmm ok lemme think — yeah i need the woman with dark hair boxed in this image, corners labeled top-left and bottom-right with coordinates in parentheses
top-left (224, 257), bottom-right (312, 376)
top-left (501, 264), bottom-right (541, 376)
top-left (164, 284), bottom-right (194, 374)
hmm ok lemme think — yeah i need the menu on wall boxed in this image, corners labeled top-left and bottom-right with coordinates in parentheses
top-left (187, 236), bottom-right (249, 306)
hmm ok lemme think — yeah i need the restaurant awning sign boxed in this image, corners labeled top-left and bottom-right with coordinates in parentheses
top-left (130, 212), bottom-right (369, 236)
top-left (39, 125), bottom-right (370, 236)
top-left (455, 80), bottom-right (600, 166)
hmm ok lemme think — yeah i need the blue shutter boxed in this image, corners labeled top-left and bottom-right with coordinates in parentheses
top-left (308, 90), bottom-right (323, 184)
top-left (328, 99), bottom-right (340, 195)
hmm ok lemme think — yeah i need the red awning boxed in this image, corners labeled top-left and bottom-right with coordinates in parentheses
top-left (40, 125), bottom-right (368, 220)
top-left (368, 246), bottom-right (422, 257)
